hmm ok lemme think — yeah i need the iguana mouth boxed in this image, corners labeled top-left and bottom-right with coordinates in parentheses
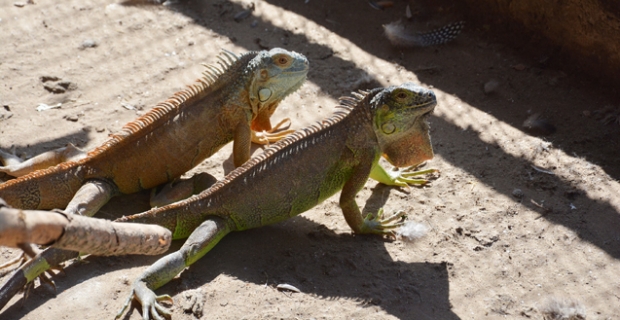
top-left (408, 100), bottom-right (436, 113)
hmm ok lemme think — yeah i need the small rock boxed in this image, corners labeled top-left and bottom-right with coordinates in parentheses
top-left (512, 188), bottom-right (524, 199)
top-left (95, 127), bottom-right (106, 133)
top-left (483, 79), bottom-right (500, 94)
top-left (40, 75), bottom-right (61, 82)
top-left (43, 83), bottom-right (66, 94)
top-left (233, 3), bottom-right (254, 22)
top-left (180, 289), bottom-right (204, 318)
top-left (80, 39), bottom-right (98, 49)
top-left (14, 2), bottom-right (27, 7)
top-left (58, 81), bottom-right (78, 91)
top-left (0, 105), bottom-right (13, 121)
top-left (65, 115), bottom-right (79, 122)
top-left (523, 113), bottom-right (556, 136)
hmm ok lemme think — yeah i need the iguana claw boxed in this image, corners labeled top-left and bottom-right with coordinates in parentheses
top-left (251, 118), bottom-right (294, 144)
top-left (370, 163), bottom-right (439, 188)
top-left (394, 167), bottom-right (439, 187)
top-left (116, 288), bottom-right (173, 320)
top-left (360, 208), bottom-right (406, 237)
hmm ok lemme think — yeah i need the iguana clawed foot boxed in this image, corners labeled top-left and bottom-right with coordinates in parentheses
top-left (251, 118), bottom-right (294, 144)
top-left (369, 163), bottom-right (439, 189)
top-left (116, 287), bottom-right (173, 320)
top-left (360, 208), bottom-right (406, 238)
top-left (391, 166), bottom-right (439, 187)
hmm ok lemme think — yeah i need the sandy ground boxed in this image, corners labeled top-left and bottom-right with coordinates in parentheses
top-left (1, 0), bottom-right (619, 319)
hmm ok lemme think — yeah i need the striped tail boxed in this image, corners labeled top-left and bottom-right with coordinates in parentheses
top-left (0, 163), bottom-right (86, 210)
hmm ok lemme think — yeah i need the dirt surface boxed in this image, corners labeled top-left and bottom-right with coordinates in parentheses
top-left (1, 0), bottom-right (619, 319)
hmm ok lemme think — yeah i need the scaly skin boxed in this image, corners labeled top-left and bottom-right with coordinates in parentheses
top-left (0, 48), bottom-right (308, 309)
top-left (113, 82), bottom-right (437, 320)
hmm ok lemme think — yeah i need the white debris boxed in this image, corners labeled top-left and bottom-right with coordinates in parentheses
top-left (396, 221), bottom-right (428, 241)
top-left (36, 103), bottom-right (62, 112)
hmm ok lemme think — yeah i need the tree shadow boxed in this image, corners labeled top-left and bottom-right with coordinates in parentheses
top-left (139, 216), bottom-right (460, 319)
top-left (133, 0), bottom-right (620, 259)
top-left (1, 215), bottom-right (459, 320)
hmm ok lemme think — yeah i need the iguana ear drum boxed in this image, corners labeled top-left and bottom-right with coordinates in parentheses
top-left (259, 88), bottom-right (272, 102)
top-left (382, 129), bottom-right (434, 167)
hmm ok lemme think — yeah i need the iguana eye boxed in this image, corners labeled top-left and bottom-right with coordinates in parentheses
top-left (396, 91), bottom-right (408, 99)
top-left (273, 54), bottom-right (292, 67)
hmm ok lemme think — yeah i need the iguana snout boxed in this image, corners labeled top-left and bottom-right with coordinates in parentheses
top-left (373, 82), bottom-right (437, 167)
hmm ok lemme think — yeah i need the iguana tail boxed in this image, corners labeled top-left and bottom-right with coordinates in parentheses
top-left (0, 162), bottom-right (86, 210)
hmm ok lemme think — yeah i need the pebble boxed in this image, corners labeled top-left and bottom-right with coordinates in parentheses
top-left (483, 79), bottom-right (500, 94)
top-left (40, 75), bottom-right (61, 82)
top-left (523, 113), bottom-right (556, 136)
top-left (65, 115), bottom-right (79, 122)
top-left (0, 105), bottom-right (13, 121)
top-left (512, 188), bottom-right (524, 199)
top-left (80, 39), bottom-right (97, 49)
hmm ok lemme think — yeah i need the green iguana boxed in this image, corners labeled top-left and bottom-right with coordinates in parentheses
top-left (107, 82), bottom-right (437, 319)
top-left (0, 48), bottom-right (308, 305)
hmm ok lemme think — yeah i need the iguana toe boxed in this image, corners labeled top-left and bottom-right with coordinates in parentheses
top-left (251, 118), bottom-right (294, 144)
top-left (360, 208), bottom-right (406, 237)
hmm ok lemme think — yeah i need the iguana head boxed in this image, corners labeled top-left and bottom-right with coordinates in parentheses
top-left (248, 48), bottom-right (309, 132)
top-left (371, 82), bottom-right (437, 167)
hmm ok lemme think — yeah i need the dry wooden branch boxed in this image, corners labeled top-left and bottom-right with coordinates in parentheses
top-left (0, 200), bottom-right (171, 256)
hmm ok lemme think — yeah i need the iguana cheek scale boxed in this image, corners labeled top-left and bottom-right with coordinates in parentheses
top-left (112, 82), bottom-right (438, 319)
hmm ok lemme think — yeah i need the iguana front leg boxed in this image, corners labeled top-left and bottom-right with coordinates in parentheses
top-left (0, 144), bottom-right (85, 178)
top-left (369, 162), bottom-right (438, 188)
top-left (340, 159), bottom-right (405, 237)
top-left (251, 118), bottom-right (294, 144)
top-left (233, 121), bottom-right (253, 167)
top-left (116, 217), bottom-right (232, 320)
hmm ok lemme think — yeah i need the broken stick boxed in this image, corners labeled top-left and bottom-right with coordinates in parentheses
top-left (0, 199), bottom-right (171, 256)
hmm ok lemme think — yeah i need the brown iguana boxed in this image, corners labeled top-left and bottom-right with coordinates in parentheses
top-left (0, 48), bottom-right (308, 213)
top-left (0, 48), bottom-right (308, 303)
top-left (102, 82), bottom-right (436, 319)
